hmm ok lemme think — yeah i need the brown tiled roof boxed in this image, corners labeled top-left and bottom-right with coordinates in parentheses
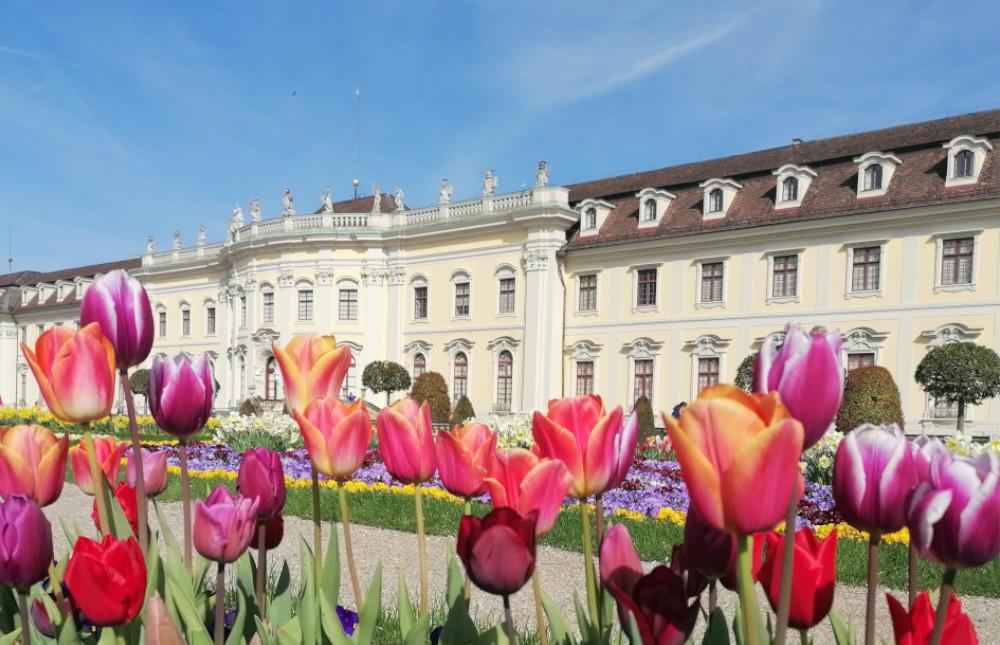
top-left (0, 258), bottom-right (140, 288)
top-left (565, 109), bottom-right (1000, 250)
top-left (312, 193), bottom-right (397, 215)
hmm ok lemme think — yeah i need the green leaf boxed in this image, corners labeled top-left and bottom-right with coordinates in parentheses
top-left (321, 516), bottom-right (342, 609)
top-left (275, 617), bottom-right (304, 645)
top-left (317, 589), bottom-right (352, 645)
top-left (445, 553), bottom-right (464, 607)
top-left (155, 500), bottom-right (181, 557)
top-left (253, 617), bottom-right (275, 645)
top-left (829, 609), bottom-right (856, 645)
top-left (540, 589), bottom-right (573, 645)
top-left (353, 563), bottom-right (382, 645)
top-left (96, 626), bottom-right (118, 645)
top-left (225, 585), bottom-right (247, 645)
top-left (397, 572), bottom-right (416, 639)
top-left (701, 607), bottom-right (731, 645)
top-left (298, 538), bottom-right (319, 645)
top-left (0, 629), bottom-right (21, 645)
top-left (144, 534), bottom-right (162, 607)
top-left (0, 586), bottom-right (16, 634)
top-left (475, 625), bottom-right (510, 645)
top-left (166, 577), bottom-right (212, 644)
top-left (626, 613), bottom-right (644, 645)
top-left (268, 560), bottom-right (293, 626)
top-left (439, 592), bottom-right (475, 645)
top-left (403, 615), bottom-right (431, 645)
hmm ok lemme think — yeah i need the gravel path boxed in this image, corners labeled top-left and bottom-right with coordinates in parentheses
top-left (47, 488), bottom-right (999, 643)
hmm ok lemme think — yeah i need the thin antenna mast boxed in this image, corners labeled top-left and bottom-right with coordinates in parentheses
top-left (353, 86), bottom-right (361, 199)
top-left (6, 225), bottom-right (11, 273)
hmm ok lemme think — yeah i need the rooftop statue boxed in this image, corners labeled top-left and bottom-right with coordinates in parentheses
top-left (393, 186), bottom-right (406, 211)
top-left (282, 187), bottom-right (295, 216)
top-left (483, 169), bottom-right (498, 196)
top-left (439, 178), bottom-right (453, 204)
top-left (249, 197), bottom-right (262, 222)
top-left (535, 160), bottom-right (550, 187)
top-left (321, 186), bottom-right (334, 213)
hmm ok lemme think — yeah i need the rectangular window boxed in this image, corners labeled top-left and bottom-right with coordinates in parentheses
top-left (633, 359), bottom-right (653, 403)
top-left (339, 288), bottom-right (358, 321)
top-left (931, 397), bottom-right (959, 419)
top-left (297, 289), bottom-right (314, 321)
top-left (158, 312), bottom-right (166, 337)
top-left (206, 306), bottom-right (216, 335)
top-left (575, 361), bottom-right (594, 396)
top-left (240, 296), bottom-right (247, 327)
top-left (498, 278), bottom-right (515, 314)
top-left (342, 360), bottom-right (356, 398)
top-left (697, 357), bottom-right (720, 392)
top-left (636, 269), bottom-right (657, 307)
top-left (578, 275), bottom-right (597, 311)
top-left (851, 246), bottom-right (881, 292)
top-left (771, 255), bottom-right (798, 298)
top-left (454, 282), bottom-right (470, 317)
top-left (700, 262), bottom-right (724, 303)
top-left (181, 309), bottom-right (191, 336)
top-left (847, 353), bottom-right (875, 371)
top-left (941, 237), bottom-right (974, 285)
top-left (414, 286), bottom-right (428, 319)
top-left (262, 292), bottom-right (274, 323)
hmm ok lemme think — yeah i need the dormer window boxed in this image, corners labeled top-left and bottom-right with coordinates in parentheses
top-left (772, 164), bottom-right (816, 209)
top-left (708, 189), bottom-right (724, 213)
top-left (853, 151), bottom-right (901, 197)
top-left (643, 200), bottom-right (657, 221)
top-left (943, 136), bottom-right (992, 186)
top-left (863, 164), bottom-right (883, 191)
top-left (634, 188), bottom-right (675, 229)
top-left (585, 208), bottom-right (597, 229)
top-left (782, 177), bottom-right (798, 202)
top-left (577, 199), bottom-right (615, 236)
top-left (699, 178), bottom-right (741, 220)
top-left (955, 150), bottom-right (974, 177)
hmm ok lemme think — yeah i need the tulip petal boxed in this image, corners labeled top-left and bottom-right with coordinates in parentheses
top-left (517, 459), bottom-right (572, 536)
top-left (600, 524), bottom-right (643, 597)
top-left (664, 412), bottom-right (725, 531)
top-left (583, 406), bottom-right (624, 496)
top-left (532, 412), bottom-right (584, 495)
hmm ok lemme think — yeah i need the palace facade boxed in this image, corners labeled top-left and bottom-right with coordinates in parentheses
top-left (2, 109), bottom-right (999, 434)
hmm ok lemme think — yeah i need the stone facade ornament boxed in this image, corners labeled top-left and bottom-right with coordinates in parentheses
top-left (439, 178), bottom-right (454, 204)
top-left (197, 226), bottom-right (207, 247)
top-left (282, 188), bottom-right (295, 216)
top-left (483, 169), bottom-right (498, 196)
top-left (361, 260), bottom-right (388, 287)
top-left (277, 271), bottom-right (295, 288)
top-left (316, 268), bottom-right (335, 285)
top-left (243, 275), bottom-right (258, 292)
top-left (535, 160), bottom-right (550, 187)
top-left (371, 186), bottom-right (382, 214)
top-left (388, 267), bottom-right (406, 286)
top-left (393, 187), bottom-right (406, 211)
top-left (321, 186), bottom-right (334, 213)
top-left (145, 236), bottom-right (155, 254)
top-left (249, 198), bottom-right (262, 222)
top-left (522, 248), bottom-right (549, 272)
top-left (172, 230), bottom-right (182, 250)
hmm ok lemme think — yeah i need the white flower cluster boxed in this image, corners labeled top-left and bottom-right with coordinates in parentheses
top-left (800, 430), bottom-right (843, 485)
top-left (945, 434), bottom-right (1000, 457)
top-left (470, 413), bottom-right (534, 449)
top-left (214, 410), bottom-right (303, 451)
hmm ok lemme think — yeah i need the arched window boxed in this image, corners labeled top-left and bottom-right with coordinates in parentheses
top-left (413, 353), bottom-right (426, 378)
top-left (708, 189), bottom-right (724, 213)
top-left (179, 302), bottom-right (191, 337)
top-left (157, 307), bottom-right (167, 337)
top-left (643, 200), bottom-right (657, 222)
top-left (955, 149), bottom-right (975, 178)
top-left (342, 355), bottom-right (357, 399)
top-left (264, 356), bottom-right (282, 400)
top-left (584, 207), bottom-right (597, 229)
top-left (453, 352), bottom-right (468, 401)
top-left (781, 176), bottom-right (798, 202)
top-left (863, 163), bottom-right (883, 191)
top-left (496, 350), bottom-right (513, 411)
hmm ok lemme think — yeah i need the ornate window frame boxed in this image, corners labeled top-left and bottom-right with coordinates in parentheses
top-left (258, 282), bottom-right (275, 324)
top-left (566, 340), bottom-right (602, 397)
top-left (494, 264), bottom-right (518, 317)
top-left (842, 240), bottom-right (888, 299)
top-left (410, 274), bottom-right (429, 323)
top-left (699, 178), bottom-right (742, 220)
top-left (772, 164), bottom-right (816, 209)
top-left (203, 298), bottom-right (217, 336)
top-left (179, 301), bottom-right (191, 337)
top-left (932, 230), bottom-right (981, 293)
top-left (404, 340), bottom-right (432, 377)
top-left (684, 334), bottom-right (730, 400)
top-left (695, 256), bottom-right (729, 308)
top-left (630, 264), bottom-right (660, 312)
top-left (336, 277), bottom-right (360, 322)
top-left (840, 327), bottom-right (889, 367)
top-left (622, 337), bottom-right (663, 409)
top-left (574, 271), bottom-right (600, 316)
top-left (451, 269), bottom-right (472, 320)
top-left (853, 151), bottom-right (901, 198)
top-left (765, 248), bottom-right (803, 304)
top-left (576, 198), bottom-right (615, 237)
top-left (295, 279), bottom-right (315, 322)
top-left (943, 135), bottom-right (993, 187)
top-left (635, 188), bottom-right (675, 229)
top-left (919, 324), bottom-right (983, 421)
top-left (445, 338), bottom-right (475, 403)
top-left (488, 336), bottom-right (521, 412)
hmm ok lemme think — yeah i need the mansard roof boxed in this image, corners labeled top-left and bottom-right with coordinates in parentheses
top-left (564, 108), bottom-right (1000, 250)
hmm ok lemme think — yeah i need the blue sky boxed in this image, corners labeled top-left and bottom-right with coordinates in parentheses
top-left (2, 1), bottom-right (999, 271)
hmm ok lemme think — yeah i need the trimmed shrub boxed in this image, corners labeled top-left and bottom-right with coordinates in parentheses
top-left (362, 360), bottom-right (412, 405)
top-left (450, 396), bottom-right (476, 427)
top-left (631, 395), bottom-right (656, 444)
top-left (410, 371), bottom-right (451, 424)
top-left (129, 368), bottom-right (150, 399)
top-left (734, 354), bottom-right (756, 392)
top-left (835, 366), bottom-right (904, 434)
top-left (915, 342), bottom-right (1000, 433)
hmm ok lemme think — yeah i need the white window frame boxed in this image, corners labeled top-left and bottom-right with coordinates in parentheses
top-left (567, 340), bottom-right (602, 398)
top-left (853, 151), bottom-right (901, 198)
top-left (933, 230), bottom-right (981, 293)
top-left (576, 199), bottom-right (615, 237)
top-left (843, 240), bottom-right (888, 299)
top-left (634, 188), bottom-right (675, 229)
top-left (204, 299), bottom-right (217, 336)
top-left (686, 334), bottom-right (730, 400)
top-left (575, 272), bottom-right (600, 315)
top-left (259, 285), bottom-right (275, 324)
top-left (451, 270), bottom-right (472, 320)
top-left (943, 135), bottom-right (993, 187)
top-left (404, 340), bottom-right (432, 376)
top-left (410, 275), bottom-right (429, 322)
top-left (765, 249), bottom-right (803, 304)
top-left (179, 302), bottom-right (191, 337)
top-left (699, 178), bottom-right (742, 220)
top-left (156, 306), bottom-right (167, 338)
top-left (695, 257), bottom-right (729, 308)
top-left (623, 337), bottom-right (663, 410)
top-left (494, 265), bottom-right (517, 317)
top-left (772, 164), bottom-right (816, 209)
top-left (336, 278), bottom-right (360, 322)
top-left (840, 327), bottom-right (889, 369)
top-left (488, 336), bottom-right (520, 412)
top-left (631, 265), bottom-right (660, 312)
top-left (446, 338), bottom-right (475, 404)
top-left (296, 280), bottom-right (315, 322)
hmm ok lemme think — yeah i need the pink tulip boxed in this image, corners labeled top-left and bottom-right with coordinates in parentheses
top-left (834, 424), bottom-right (917, 535)
top-left (755, 322), bottom-right (844, 449)
top-left (599, 523), bottom-right (644, 597)
top-left (237, 448), bottom-right (286, 519)
top-left (376, 398), bottom-right (437, 484)
top-left (149, 354), bottom-right (215, 438)
top-left (0, 424), bottom-right (68, 507)
top-left (292, 397), bottom-right (372, 480)
top-left (69, 436), bottom-right (125, 495)
top-left (80, 269), bottom-right (154, 370)
top-left (436, 422), bottom-right (497, 498)
top-left (21, 323), bottom-right (117, 424)
top-left (193, 485), bottom-right (260, 564)
top-left (911, 436), bottom-right (947, 484)
top-left (532, 395), bottom-right (638, 498)
top-left (126, 448), bottom-right (168, 497)
top-left (484, 449), bottom-right (571, 536)
top-left (272, 335), bottom-right (352, 414)
top-left (907, 450), bottom-right (1000, 569)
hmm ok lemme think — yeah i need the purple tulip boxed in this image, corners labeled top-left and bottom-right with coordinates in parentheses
top-left (194, 485), bottom-right (259, 564)
top-left (907, 450), bottom-right (1000, 569)
top-left (0, 495), bottom-right (53, 589)
top-left (127, 447), bottom-right (169, 497)
top-left (833, 424), bottom-right (917, 534)
top-left (80, 269), bottom-right (154, 370)
top-left (149, 354), bottom-right (215, 438)
top-left (237, 448), bottom-right (286, 519)
top-left (910, 435), bottom-right (947, 484)
top-left (755, 322), bottom-right (844, 449)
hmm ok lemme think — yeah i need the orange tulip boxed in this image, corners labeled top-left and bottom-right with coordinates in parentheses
top-left (21, 323), bottom-right (116, 423)
top-left (70, 436), bottom-right (126, 496)
top-left (292, 397), bottom-right (372, 480)
top-left (532, 395), bottom-right (638, 498)
top-left (665, 384), bottom-right (804, 535)
top-left (435, 423), bottom-right (497, 498)
top-left (485, 449), bottom-right (572, 536)
top-left (272, 335), bottom-right (352, 414)
top-left (375, 398), bottom-right (437, 484)
top-left (0, 425), bottom-right (69, 507)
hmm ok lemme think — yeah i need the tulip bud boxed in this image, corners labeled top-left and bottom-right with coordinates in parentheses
top-left (31, 599), bottom-right (56, 638)
top-left (64, 535), bottom-right (146, 627)
top-left (149, 353), bottom-right (215, 438)
top-left (0, 424), bottom-right (68, 507)
top-left (435, 422), bottom-right (497, 498)
top-left (758, 529), bottom-right (838, 630)
top-left (457, 508), bottom-right (537, 596)
top-left (376, 398), bottom-right (437, 484)
top-left (194, 485), bottom-right (260, 564)
top-left (292, 397), bottom-right (371, 480)
top-left (80, 269), bottom-right (155, 370)
top-left (886, 591), bottom-right (978, 644)
top-left (69, 435), bottom-right (125, 495)
top-left (0, 495), bottom-right (53, 589)
top-left (237, 448), bottom-right (287, 519)
top-left (127, 447), bottom-right (169, 497)
top-left (250, 514), bottom-right (285, 551)
top-left (599, 524), bottom-right (643, 597)
top-left (272, 335), bottom-right (352, 414)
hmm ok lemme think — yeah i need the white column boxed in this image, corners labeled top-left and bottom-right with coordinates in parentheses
top-left (386, 267), bottom-right (406, 363)
top-left (0, 322), bottom-right (17, 406)
top-left (520, 242), bottom-right (565, 412)
top-left (315, 269), bottom-right (335, 333)
top-left (361, 263), bottom-right (388, 373)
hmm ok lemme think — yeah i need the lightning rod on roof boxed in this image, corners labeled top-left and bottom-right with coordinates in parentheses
top-left (6, 225), bottom-right (11, 273)
top-left (353, 86), bottom-right (362, 199)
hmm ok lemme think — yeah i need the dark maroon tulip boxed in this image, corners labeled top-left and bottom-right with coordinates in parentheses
top-left (250, 514), bottom-right (285, 550)
top-left (457, 508), bottom-right (537, 596)
top-left (80, 269), bottom-right (154, 370)
top-left (683, 506), bottom-right (737, 580)
top-left (607, 566), bottom-right (700, 645)
top-left (237, 448), bottom-right (287, 519)
top-left (0, 495), bottom-right (53, 589)
top-left (31, 598), bottom-right (56, 637)
top-left (149, 354), bottom-right (215, 438)
top-left (669, 543), bottom-right (709, 598)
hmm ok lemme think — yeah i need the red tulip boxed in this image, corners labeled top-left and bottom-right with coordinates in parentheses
top-left (70, 435), bottom-right (125, 495)
top-left (606, 566), bottom-right (700, 645)
top-left (532, 395), bottom-right (638, 498)
top-left (484, 448), bottom-right (572, 536)
top-left (719, 532), bottom-right (765, 591)
top-left (758, 529), bottom-right (838, 630)
top-left (194, 485), bottom-right (260, 564)
top-left (457, 507), bottom-right (537, 596)
top-left (0, 424), bottom-right (68, 506)
top-left (886, 591), bottom-right (978, 645)
top-left (80, 269), bottom-right (154, 370)
top-left (376, 398), bottom-right (437, 484)
top-left (292, 397), bottom-right (371, 480)
top-left (21, 323), bottom-right (117, 423)
top-left (149, 354), bottom-right (215, 438)
top-left (92, 482), bottom-right (139, 537)
top-left (64, 534), bottom-right (146, 627)
top-left (0, 495), bottom-right (53, 590)
top-left (237, 448), bottom-right (286, 518)
top-left (436, 422), bottom-right (497, 498)
top-left (272, 335), bottom-right (352, 414)
top-left (126, 447), bottom-right (169, 497)
top-left (250, 514), bottom-right (284, 550)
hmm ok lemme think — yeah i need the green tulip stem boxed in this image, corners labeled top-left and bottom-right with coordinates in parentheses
top-left (532, 568), bottom-right (550, 645)
top-left (929, 568), bottom-right (957, 645)
top-left (178, 438), bottom-right (193, 572)
top-left (773, 482), bottom-right (801, 645)
top-left (47, 563), bottom-right (64, 605)
top-left (865, 532), bottom-right (881, 645)
top-left (119, 369), bottom-right (148, 552)
top-left (594, 494), bottom-right (605, 543)
top-left (83, 425), bottom-right (111, 537)
top-left (256, 524), bottom-right (267, 612)
top-left (503, 594), bottom-right (518, 645)
top-left (708, 580), bottom-right (718, 613)
top-left (737, 534), bottom-right (763, 645)
top-left (579, 500), bottom-right (600, 627)
top-left (311, 468), bottom-right (322, 581)
top-left (799, 629), bottom-right (809, 645)
top-left (908, 543), bottom-right (919, 608)
top-left (415, 485), bottom-right (429, 618)
top-left (462, 497), bottom-right (473, 602)
top-left (17, 589), bottom-right (30, 645)
top-left (338, 483), bottom-right (364, 612)
top-left (214, 562), bottom-right (226, 645)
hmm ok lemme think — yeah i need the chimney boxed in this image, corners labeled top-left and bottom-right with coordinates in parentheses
top-left (792, 138), bottom-right (804, 146)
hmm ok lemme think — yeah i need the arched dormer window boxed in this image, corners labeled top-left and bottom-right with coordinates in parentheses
top-left (708, 189), bottom-right (724, 213)
top-left (643, 200), bottom-right (657, 222)
top-left (955, 149), bottom-right (975, 178)
top-left (782, 176), bottom-right (798, 203)
top-left (854, 151), bottom-right (901, 197)
top-left (943, 136), bottom-right (992, 186)
top-left (863, 164), bottom-right (883, 191)
top-left (584, 207), bottom-right (597, 229)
